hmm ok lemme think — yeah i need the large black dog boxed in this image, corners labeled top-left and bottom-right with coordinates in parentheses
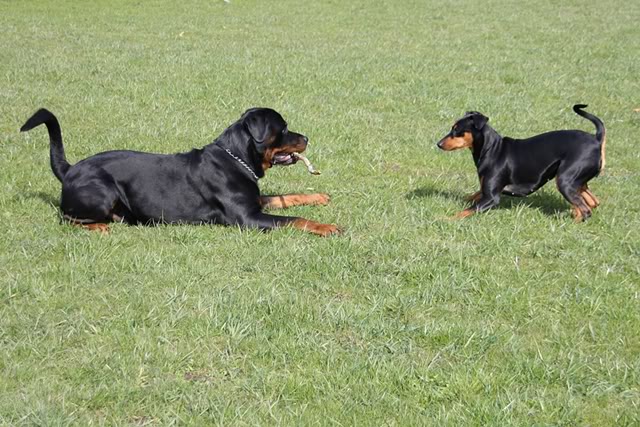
top-left (20, 108), bottom-right (340, 236)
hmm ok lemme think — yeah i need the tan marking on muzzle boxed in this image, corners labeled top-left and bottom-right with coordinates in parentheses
top-left (439, 132), bottom-right (473, 150)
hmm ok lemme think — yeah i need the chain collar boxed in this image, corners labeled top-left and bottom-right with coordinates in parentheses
top-left (222, 147), bottom-right (259, 181)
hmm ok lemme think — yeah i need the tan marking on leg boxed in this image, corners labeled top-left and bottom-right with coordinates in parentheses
top-left (465, 191), bottom-right (482, 203)
top-left (79, 223), bottom-right (110, 234)
top-left (582, 191), bottom-right (597, 209)
top-left (453, 209), bottom-right (475, 219)
top-left (261, 193), bottom-right (330, 209)
top-left (571, 203), bottom-right (593, 223)
top-left (581, 192), bottom-right (597, 209)
top-left (65, 216), bottom-right (110, 234)
top-left (584, 188), bottom-right (599, 207)
top-left (288, 218), bottom-right (341, 236)
top-left (579, 185), bottom-right (600, 209)
top-left (571, 205), bottom-right (583, 222)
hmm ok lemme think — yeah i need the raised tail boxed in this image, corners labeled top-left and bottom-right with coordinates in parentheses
top-left (20, 108), bottom-right (71, 182)
top-left (573, 104), bottom-right (606, 171)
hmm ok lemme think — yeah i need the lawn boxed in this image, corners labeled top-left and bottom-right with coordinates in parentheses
top-left (1, 0), bottom-right (639, 425)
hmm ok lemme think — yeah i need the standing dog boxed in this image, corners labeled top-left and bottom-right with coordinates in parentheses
top-left (20, 108), bottom-right (340, 236)
top-left (437, 104), bottom-right (606, 221)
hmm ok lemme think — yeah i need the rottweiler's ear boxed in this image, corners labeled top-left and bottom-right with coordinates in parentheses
top-left (468, 112), bottom-right (489, 130)
top-left (243, 112), bottom-right (272, 145)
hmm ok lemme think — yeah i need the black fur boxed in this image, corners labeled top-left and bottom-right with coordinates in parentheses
top-left (20, 107), bottom-right (335, 233)
top-left (437, 104), bottom-right (606, 220)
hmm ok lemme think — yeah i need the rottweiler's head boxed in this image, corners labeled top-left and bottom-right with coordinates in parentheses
top-left (437, 111), bottom-right (489, 151)
top-left (241, 108), bottom-right (309, 172)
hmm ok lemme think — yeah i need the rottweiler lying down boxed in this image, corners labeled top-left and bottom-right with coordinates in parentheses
top-left (20, 107), bottom-right (340, 236)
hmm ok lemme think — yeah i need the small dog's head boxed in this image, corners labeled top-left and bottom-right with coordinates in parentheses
top-left (241, 108), bottom-right (309, 171)
top-left (437, 111), bottom-right (489, 151)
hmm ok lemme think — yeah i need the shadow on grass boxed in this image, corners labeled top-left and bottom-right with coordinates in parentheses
top-left (23, 191), bottom-right (59, 207)
top-left (407, 184), bottom-right (568, 216)
top-left (407, 186), bottom-right (467, 202)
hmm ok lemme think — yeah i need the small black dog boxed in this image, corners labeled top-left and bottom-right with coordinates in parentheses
top-left (437, 104), bottom-right (605, 221)
top-left (21, 108), bottom-right (340, 236)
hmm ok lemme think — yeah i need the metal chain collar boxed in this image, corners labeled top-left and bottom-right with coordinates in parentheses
top-left (222, 147), bottom-right (259, 181)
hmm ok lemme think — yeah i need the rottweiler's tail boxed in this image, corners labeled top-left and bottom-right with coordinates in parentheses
top-left (573, 104), bottom-right (606, 171)
top-left (20, 108), bottom-right (71, 182)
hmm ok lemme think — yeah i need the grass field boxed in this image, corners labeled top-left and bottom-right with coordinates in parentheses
top-left (1, 0), bottom-right (639, 425)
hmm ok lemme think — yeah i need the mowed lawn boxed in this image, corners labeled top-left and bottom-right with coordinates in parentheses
top-left (1, 0), bottom-right (639, 425)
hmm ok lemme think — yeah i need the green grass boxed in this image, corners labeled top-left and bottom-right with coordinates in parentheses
top-left (1, 0), bottom-right (639, 425)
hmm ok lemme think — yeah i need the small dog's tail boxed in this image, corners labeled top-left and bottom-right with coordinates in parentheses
top-left (20, 108), bottom-right (71, 182)
top-left (573, 104), bottom-right (606, 171)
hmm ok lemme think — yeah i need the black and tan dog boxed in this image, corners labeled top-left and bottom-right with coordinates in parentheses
top-left (20, 108), bottom-right (340, 236)
top-left (437, 104), bottom-right (606, 221)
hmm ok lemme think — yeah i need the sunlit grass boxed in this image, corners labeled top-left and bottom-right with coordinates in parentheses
top-left (1, 0), bottom-right (638, 425)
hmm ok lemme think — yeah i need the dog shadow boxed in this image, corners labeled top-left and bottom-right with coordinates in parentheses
top-left (407, 184), bottom-right (568, 216)
top-left (23, 191), bottom-right (60, 207)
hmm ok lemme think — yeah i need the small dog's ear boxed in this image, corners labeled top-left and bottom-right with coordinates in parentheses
top-left (243, 111), bottom-right (272, 145)
top-left (471, 113), bottom-right (489, 130)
